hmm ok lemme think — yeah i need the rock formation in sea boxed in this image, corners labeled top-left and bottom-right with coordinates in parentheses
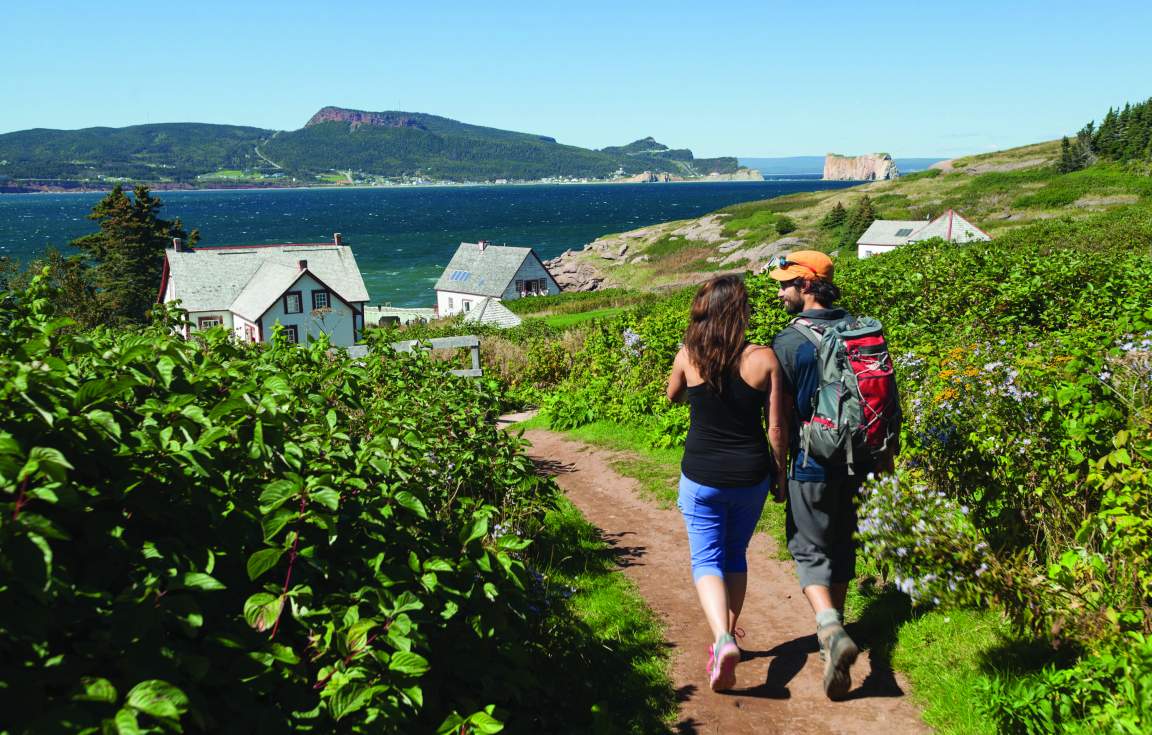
top-left (823, 153), bottom-right (899, 181)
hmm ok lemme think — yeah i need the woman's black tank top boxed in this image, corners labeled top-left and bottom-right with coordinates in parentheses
top-left (681, 369), bottom-right (772, 488)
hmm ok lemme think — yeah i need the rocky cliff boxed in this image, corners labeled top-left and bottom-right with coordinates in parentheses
top-left (305, 106), bottom-right (429, 130)
top-left (823, 153), bottom-right (899, 181)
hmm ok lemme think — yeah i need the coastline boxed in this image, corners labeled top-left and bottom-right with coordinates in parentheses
top-left (0, 174), bottom-right (776, 197)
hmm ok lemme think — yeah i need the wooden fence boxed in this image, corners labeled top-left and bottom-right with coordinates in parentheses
top-left (374, 335), bottom-right (483, 378)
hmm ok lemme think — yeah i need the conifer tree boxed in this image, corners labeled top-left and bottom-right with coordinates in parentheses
top-left (841, 195), bottom-right (876, 248)
top-left (820, 201), bottom-right (847, 230)
top-left (1057, 137), bottom-right (1082, 173)
top-left (70, 185), bottom-right (197, 324)
top-left (1085, 98), bottom-right (1152, 163)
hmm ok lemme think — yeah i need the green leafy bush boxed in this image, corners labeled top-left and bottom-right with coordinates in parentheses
top-left (980, 633), bottom-right (1152, 734)
top-left (0, 273), bottom-right (575, 733)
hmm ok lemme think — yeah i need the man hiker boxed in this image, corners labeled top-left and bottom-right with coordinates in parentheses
top-left (767, 250), bottom-right (893, 700)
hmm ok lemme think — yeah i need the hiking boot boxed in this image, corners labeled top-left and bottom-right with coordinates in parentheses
top-left (817, 622), bottom-right (858, 700)
top-left (706, 633), bottom-right (740, 692)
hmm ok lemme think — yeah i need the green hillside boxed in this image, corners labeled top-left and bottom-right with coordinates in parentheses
top-left (0, 123), bottom-right (272, 181)
top-left (263, 118), bottom-right (619, 180)
top-left (560, 135), bottom-right (1152, 291)
top-left (0, 107), bottom-right (741, 185)
top-left (599, 136), bottom-right (737, 175)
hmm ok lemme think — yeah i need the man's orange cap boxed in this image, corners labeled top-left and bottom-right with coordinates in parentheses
top-left (766, 250), bottom-right (834, 282)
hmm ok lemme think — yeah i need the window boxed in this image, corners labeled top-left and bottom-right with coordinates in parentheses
top-left (312, 290), bottom-right (330, 310)
top-left (450, 270), bottom-right (470, 282)
top-left (284, 291), bottom-right (303, 314)
top-left (284, 325), bottom-right (299, 344)
top-left (244, 324), bottom-right (257, 342)
top-left (463, 300), bottom-right (471, 312)
top-left (448, 296), bottom-right (454, 310)
top-left (198, 316), bottom-right (223, 329)
top-left (519, 278), bottom-right (547, 296)
top-left (895, 228), bottom-right (914, 237)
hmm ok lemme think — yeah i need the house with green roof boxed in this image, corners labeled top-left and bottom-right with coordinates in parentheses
top-left (434, 241), bottom-right (560, 317)
top-left (158, 234), bottom-right (370, 347)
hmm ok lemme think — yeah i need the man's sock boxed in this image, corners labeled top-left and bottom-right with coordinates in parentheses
top-left (815, 608), bottom-right (841, 629)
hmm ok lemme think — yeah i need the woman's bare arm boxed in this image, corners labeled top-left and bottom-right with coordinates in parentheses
top-left (666, 347), bottom-right (689, 403)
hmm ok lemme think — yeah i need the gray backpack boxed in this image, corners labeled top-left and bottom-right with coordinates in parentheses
top-left (791, 316), bottom-right (901, 474)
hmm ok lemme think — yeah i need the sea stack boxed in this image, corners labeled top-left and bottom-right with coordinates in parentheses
top-left (823, 153), bottom-right (899, 181)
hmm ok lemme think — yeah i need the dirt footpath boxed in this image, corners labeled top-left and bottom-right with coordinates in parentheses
top-left (521, 429), bottom-right (929, 735)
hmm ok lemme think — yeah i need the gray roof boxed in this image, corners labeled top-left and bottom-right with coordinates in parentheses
top-left (856, 220), bottom-right (926, 247)
top-left (462, 297), bottom-right (522, 328)
top-left (434, 242), bottom-right (535, 297)
top-left (165, 244), bottom-right (370, 316)
top-left (908, 210), bottom-right (991, 243)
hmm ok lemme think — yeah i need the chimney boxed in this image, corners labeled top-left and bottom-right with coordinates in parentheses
top-left (333, 232), bottom-right (343, 246)
top-left (298, 259), bottom-right (308, 271)
top-left (478, 240), bottom-right (488, 251)
top-left (172, 237), bottom-right (184, 252)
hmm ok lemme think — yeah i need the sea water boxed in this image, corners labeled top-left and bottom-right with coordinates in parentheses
top-left (0, 180), bottom-right (856, 306)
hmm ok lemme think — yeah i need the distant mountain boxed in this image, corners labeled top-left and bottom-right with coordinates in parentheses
top-left (600, 136), bottom-right (736, 174)
top-left (0, 123), bottom-right (271, 181)
top-left (0, 108), bottom-right (743, 185)
top-left (739, 155), bottom-right (947, 176)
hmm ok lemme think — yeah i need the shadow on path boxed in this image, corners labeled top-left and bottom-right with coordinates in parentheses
top-left (599, 529), bottom-right (648, 568)
top-left (531, 456), bottom-right (577, 477)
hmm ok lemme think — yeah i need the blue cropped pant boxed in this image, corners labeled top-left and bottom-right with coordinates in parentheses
top-left (677, 474), bottom-right (771, 582)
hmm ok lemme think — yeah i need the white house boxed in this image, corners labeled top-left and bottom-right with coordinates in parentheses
top-left (158, 234), bottom-right (370, 347)
top-left (434, 240), bottom-right (560, 317)
top-left (857, 209), bottom-right (991, 258)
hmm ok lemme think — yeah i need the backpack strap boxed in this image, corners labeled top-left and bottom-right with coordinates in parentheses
top-left (789, 317), bottom-right (823, 348)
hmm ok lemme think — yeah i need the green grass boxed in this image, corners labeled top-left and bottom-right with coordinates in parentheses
top-left (901, 168), bottom-right (942, 181)
top-left (196, 169), bottom-right (262, 179)
top-left (892, 610), bottom-right (1008, 735)
top-left (1011, 163), bottom-right (1152, 208)
top-left (504, 288), bottom-right (650, 315)
top-left (644, 235), bottom-right (708, 258)
top-left (526, 496), bottom-right (677, 733)
top-left (537, 306), bottom-right (627, 329)
top-left (720, 207), bottom-right (780, 239)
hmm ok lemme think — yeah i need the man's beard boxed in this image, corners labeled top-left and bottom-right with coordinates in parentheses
top-left (782, 299), bottom-right (803, 315)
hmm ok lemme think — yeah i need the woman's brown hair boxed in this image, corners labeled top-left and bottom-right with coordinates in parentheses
top-left (683, 275), bottom-right (749, 393)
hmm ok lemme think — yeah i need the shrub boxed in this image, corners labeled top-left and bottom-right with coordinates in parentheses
top-left (980, 633), bottom-right (1152, 734)
top-left (0, 273), bottom-right (568, 733)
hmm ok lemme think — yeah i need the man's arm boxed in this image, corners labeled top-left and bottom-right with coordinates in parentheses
top-left (765, 350), bottom-right (791, 501)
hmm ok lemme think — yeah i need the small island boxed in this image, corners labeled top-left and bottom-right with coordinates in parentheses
top-left (822, 152), bottom-right (899, 180)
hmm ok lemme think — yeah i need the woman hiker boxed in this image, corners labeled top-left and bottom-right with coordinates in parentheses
top-left (666, 274), bottom-right (789, 692)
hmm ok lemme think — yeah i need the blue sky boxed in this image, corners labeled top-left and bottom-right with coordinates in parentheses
top-left (4, 0), bottom-right (1150, 158)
